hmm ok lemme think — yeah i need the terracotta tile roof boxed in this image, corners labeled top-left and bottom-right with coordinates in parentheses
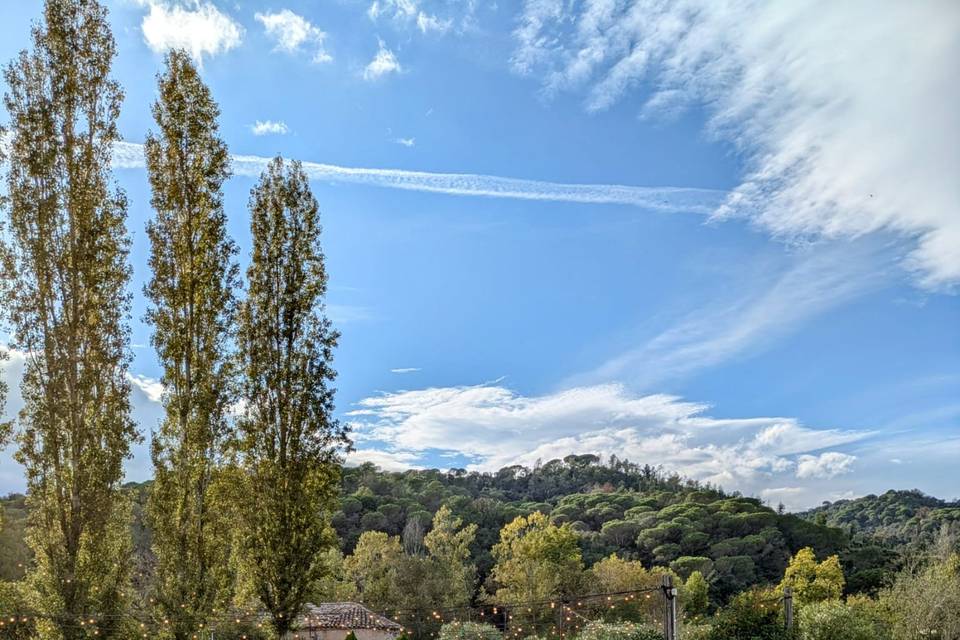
top-left (297, 602), bottom-right (403, 631)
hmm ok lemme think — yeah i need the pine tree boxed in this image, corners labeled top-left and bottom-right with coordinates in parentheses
top-left (0, 1), bottom-right (136, 637)
top-left (237, 157), bottom-right (349, 637)
top-left (143, 49), bottom-right (239, 639)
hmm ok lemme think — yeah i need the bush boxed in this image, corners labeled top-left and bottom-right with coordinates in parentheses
top-left (439, 621), bottom-right (503, 640)
top-left (0, 581), bottom-right (35, 640)
top-left (797, 599), bottom-right (891, 640)
top-left (680, 624), bottom-right (713, 640)
top-left (575, 621), bottom-right (663, 640)
top-left (706, 589), bottom-right (791, 640)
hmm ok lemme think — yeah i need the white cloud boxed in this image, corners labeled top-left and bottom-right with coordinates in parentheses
top-left (127, 373), bottom-right (165, 404)
top-left (250, 120), bottom-right (290, 136)
top-left (393, 137), bottom-right (416, 148)
top-left (390, 367), bottom-right (421, 374)
top-left (511, 1), bottom-right (960, 290)
top-left (347, 448), bottom-right (419, 471)
top-left (367, 0), bottom-right (458, 35)
top-left (110, 141), bottom-right (723, 213)
top-left (364, 40), bottom-right (403, 81)
top-left (416, 12), bottom-right (452, 34)
top-left (796, 452), bottom-right (857, 479)
top-left (347, 381), bottom-right (872, 496)
top-left (1, 354), bottom-right (163, 493)
top-left (255, 9), bottom-right (332, 64)
top-left (139, 0), bottom-right (243, 64)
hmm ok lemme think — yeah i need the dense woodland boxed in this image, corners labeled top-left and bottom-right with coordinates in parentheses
top-left (2, 458), bottom-right (960, 639)
top-left (800, 490), bottom-right (960, 546)
top-left (0, 1), bottom-right (958, 639)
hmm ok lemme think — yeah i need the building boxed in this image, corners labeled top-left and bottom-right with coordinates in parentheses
top-left (284, 602), bottom-right (404, 640)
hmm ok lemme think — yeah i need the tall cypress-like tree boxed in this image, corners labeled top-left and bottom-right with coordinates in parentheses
top-left (238, 157), bottom-right (349, 637)
top-left (0, 1), bottom-right (137, 637)
top-left (142, 50), bottom-right (239, 639)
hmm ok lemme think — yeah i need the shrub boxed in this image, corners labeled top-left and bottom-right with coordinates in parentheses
top-left (575, 621), bottom-right (663, 640)
top-left (0, 581), bottom-right (35, 640)
top-left (797, 599), bottom-right (891, 640)
top-left (681, 624), bottom-right (713, 640)
top-left (439, 621), bottom-right (503, 640)
top-left (705, 588), bottom-right (791, 640)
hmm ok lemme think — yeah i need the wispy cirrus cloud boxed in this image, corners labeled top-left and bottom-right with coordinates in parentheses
top-left (255, 9), bottom-right (332, 63)
top-left (390, 367), bottom-right (421, 374)
top-left (578, 238), bottom-right (893, 388)
top-left (110, 141), bottom-right (724, 213)
top-left (367, 0), bottom-right (463, 35)
top-left (511, 0), bottom-right (960, 290)
top-left (136, 0), bottom-right (243, 64)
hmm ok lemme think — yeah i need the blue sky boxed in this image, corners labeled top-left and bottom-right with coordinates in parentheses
top-left (1, 0), bottom-right (958, 510)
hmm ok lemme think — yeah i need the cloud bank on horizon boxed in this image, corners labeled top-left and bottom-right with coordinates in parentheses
top-left (343, 380), bottom-right (876, 507)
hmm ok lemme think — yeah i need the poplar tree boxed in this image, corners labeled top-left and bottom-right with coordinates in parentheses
top-left (238, 157), bottom-right (349, 637)
top-left (143, 50), bottom-right (239, 639)
top-left (0, 1), bottom-right (137, 637)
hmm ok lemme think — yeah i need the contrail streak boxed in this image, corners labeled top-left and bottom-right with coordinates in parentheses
top-left (112, 141), bottom-right (724, 214)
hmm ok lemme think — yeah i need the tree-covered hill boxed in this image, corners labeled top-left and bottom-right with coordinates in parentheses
top-left (2, 455), bottom-right (911, 597)
top-left (331, 456), bottom-right (891, 597)
top-left (800, 489), bottom-right (960, 546)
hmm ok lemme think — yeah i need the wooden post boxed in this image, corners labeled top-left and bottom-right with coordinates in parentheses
top-left (557, 599), bottom-right (564, 640)
top-left (661, 574), bottom-right (677, 640)
top-left (784, 587), bottom-right (794, 632)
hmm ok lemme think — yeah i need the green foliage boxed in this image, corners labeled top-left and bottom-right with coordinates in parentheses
top-left (878, 536), bottom-right (960, 640)
top-left (705, 589), bottom-right (791, 640)
top-left (143, 48), bottom-right (239, 639)
top-left (425, 505), bottom-right (479, 609)
top-left (0, 580), bottom-right (35, 640)
top-left (1, 1), bottom-right (138, 636)
top-left (712, 556), bottom-right (758, 602)
top-left (778, 548), bottom-right (844, 604)
top-left (491, 512), bottom-right (584, 603)
top-left (671, 556), bottom-right (712, 580)
top-left (575, 621), bottom-right (663, 640)
top-left (334, 509), bottom-right (478, 637)
top-left (439, 621), bottom-right (503, 640)
top-left (587, 554), bottom-right (666, 623)
top-left (683, 571), bottom-right (710, 619)
top-left (797, 598), bottom-right (891, 640)
top-left (803, 490), bottom-right (960, 548)
top-left (0, 495), bottom-right (28, 581)
top-left (344, 632), bottom-right (358, 640)
top-left (342, 531), bottom-right (404, 607)
top-left (236, 156), bottom-right (349, 637)
top-left (331, 459), bottom-right (851, 599)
